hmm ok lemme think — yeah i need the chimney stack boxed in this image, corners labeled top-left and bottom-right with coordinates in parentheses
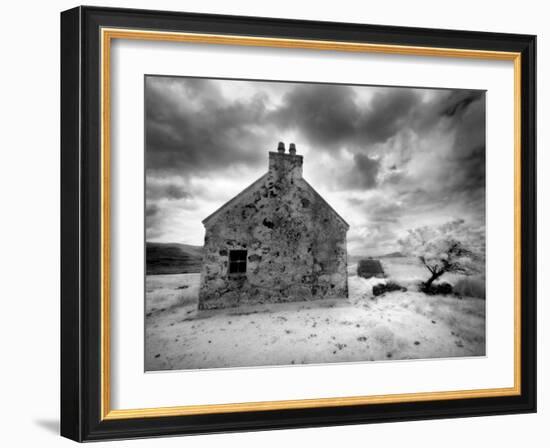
top-left (289, 143), bottom-right (296, 155)
top-left (268, 141), bottom-right (303, 181)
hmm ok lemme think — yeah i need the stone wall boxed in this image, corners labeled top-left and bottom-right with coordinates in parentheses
top-left (198, 149), bottom-right (348, 310)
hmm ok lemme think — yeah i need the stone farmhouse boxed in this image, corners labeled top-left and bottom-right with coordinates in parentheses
top-left (198, 143), bottom-right (349, 310)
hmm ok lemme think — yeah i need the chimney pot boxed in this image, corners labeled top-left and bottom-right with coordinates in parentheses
top-left (289, 143), bottom-right (296, 155)
top-left (277, 141), bottom-right (285, 153)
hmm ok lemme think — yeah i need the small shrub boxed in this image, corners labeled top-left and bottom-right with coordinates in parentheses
top-left (454, 277), bottom-right (486, 299)
top-left (420, 281), bottom-right (453, 295)
top-left (373, 281), bottom-right (407, 296)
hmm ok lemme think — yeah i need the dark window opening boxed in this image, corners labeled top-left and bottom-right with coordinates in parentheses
top-left (228, 250), bottom-right (247, 274)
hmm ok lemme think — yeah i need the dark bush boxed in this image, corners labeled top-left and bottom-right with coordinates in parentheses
top-left (453, 277), bottom-right (486, 299)
top-left (420, 281), bottom-right (453, 295)
top-left (373, 281), bottom-right (407, 296)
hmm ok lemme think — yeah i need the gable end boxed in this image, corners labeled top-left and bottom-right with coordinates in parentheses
top-left (202, 173), bottom-right (268, 227)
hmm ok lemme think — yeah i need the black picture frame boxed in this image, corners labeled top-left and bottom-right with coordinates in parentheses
top-left (61, 5), bottom-right (536, 442)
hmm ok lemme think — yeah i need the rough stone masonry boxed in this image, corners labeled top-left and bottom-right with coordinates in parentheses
top-left (198, 142), bottom-right (349, 309)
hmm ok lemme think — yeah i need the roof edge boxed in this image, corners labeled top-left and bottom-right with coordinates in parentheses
top-left (300, 179), bottom-right (350, 230)
top-left (202, 173), bottom-right (268, 226)
top-left (201, 174), bottom-right (349, 231)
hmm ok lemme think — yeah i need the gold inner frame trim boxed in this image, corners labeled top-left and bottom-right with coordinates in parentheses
top-left (100, 27), bottom-right (522, 421)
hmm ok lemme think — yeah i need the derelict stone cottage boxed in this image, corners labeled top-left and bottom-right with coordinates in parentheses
top-left (198, 143), bottom-right (349, 310)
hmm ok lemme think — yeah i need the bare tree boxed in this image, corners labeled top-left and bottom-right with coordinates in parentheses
top-left (399, 220), bottom-right (481, 289)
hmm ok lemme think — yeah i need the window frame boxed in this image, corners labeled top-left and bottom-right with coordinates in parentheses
top-left (228, 249), bottom-right (248, 275)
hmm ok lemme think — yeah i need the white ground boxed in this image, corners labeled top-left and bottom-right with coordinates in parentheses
top-left (145, 257), bottom-right (485, 371)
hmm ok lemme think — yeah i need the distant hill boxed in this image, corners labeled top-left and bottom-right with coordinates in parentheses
top-left (146, 242), bottom-right (203, 275)
top-left (379, 251), bottom-right (404, 258)
top-left (348, 252), bottom-right (403, 264)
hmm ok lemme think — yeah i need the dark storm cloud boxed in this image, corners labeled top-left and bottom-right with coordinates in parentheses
top-left (449, 144), bottom-right (486, 195)
top-left (271, 84), bottom-right (421, 150)
top-left (440, 90), bottom-right (484, 117)
top-left (145, 203), bottom-right (160, 217)
top-left (271, 84), bottom-right (359, 147)
top-left (435, 91), bottom-right (486, 202)
top-left (146, 182), bottom-right (191, 200)
top-left (266, 84), bottom-right (427, 199)
top-left (165, 184), bottom-right (190, 199)
top-left (344, 154), bottom-right (381, 189)
top-left (144, 75), bottom-right (486, 253)
top-left (145, 77), bottom-right (270, 175)
top-left (376, 89), bottom-right (486, 203)
top-left (146, 77), bottom-right (484, 199)
top-left (403, 89), bottom-right (484, 136)
top-left (357, 89), bottom-right (419, 144)
top-left (270, 84), bottom-right (486, 200)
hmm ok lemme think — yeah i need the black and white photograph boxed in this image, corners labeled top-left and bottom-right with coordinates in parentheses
top-left (144, 75), bottom-right (486, 371)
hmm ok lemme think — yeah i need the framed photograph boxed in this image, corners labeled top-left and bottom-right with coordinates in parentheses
top-left (60, 6), bottom-right (536, 441)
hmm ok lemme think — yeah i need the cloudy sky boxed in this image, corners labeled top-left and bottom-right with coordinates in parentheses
top-left (145, 75), bottom-right (485, 256)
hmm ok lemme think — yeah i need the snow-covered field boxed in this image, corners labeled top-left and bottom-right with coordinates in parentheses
top-left (145, 257), bottom-right (485, 371)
